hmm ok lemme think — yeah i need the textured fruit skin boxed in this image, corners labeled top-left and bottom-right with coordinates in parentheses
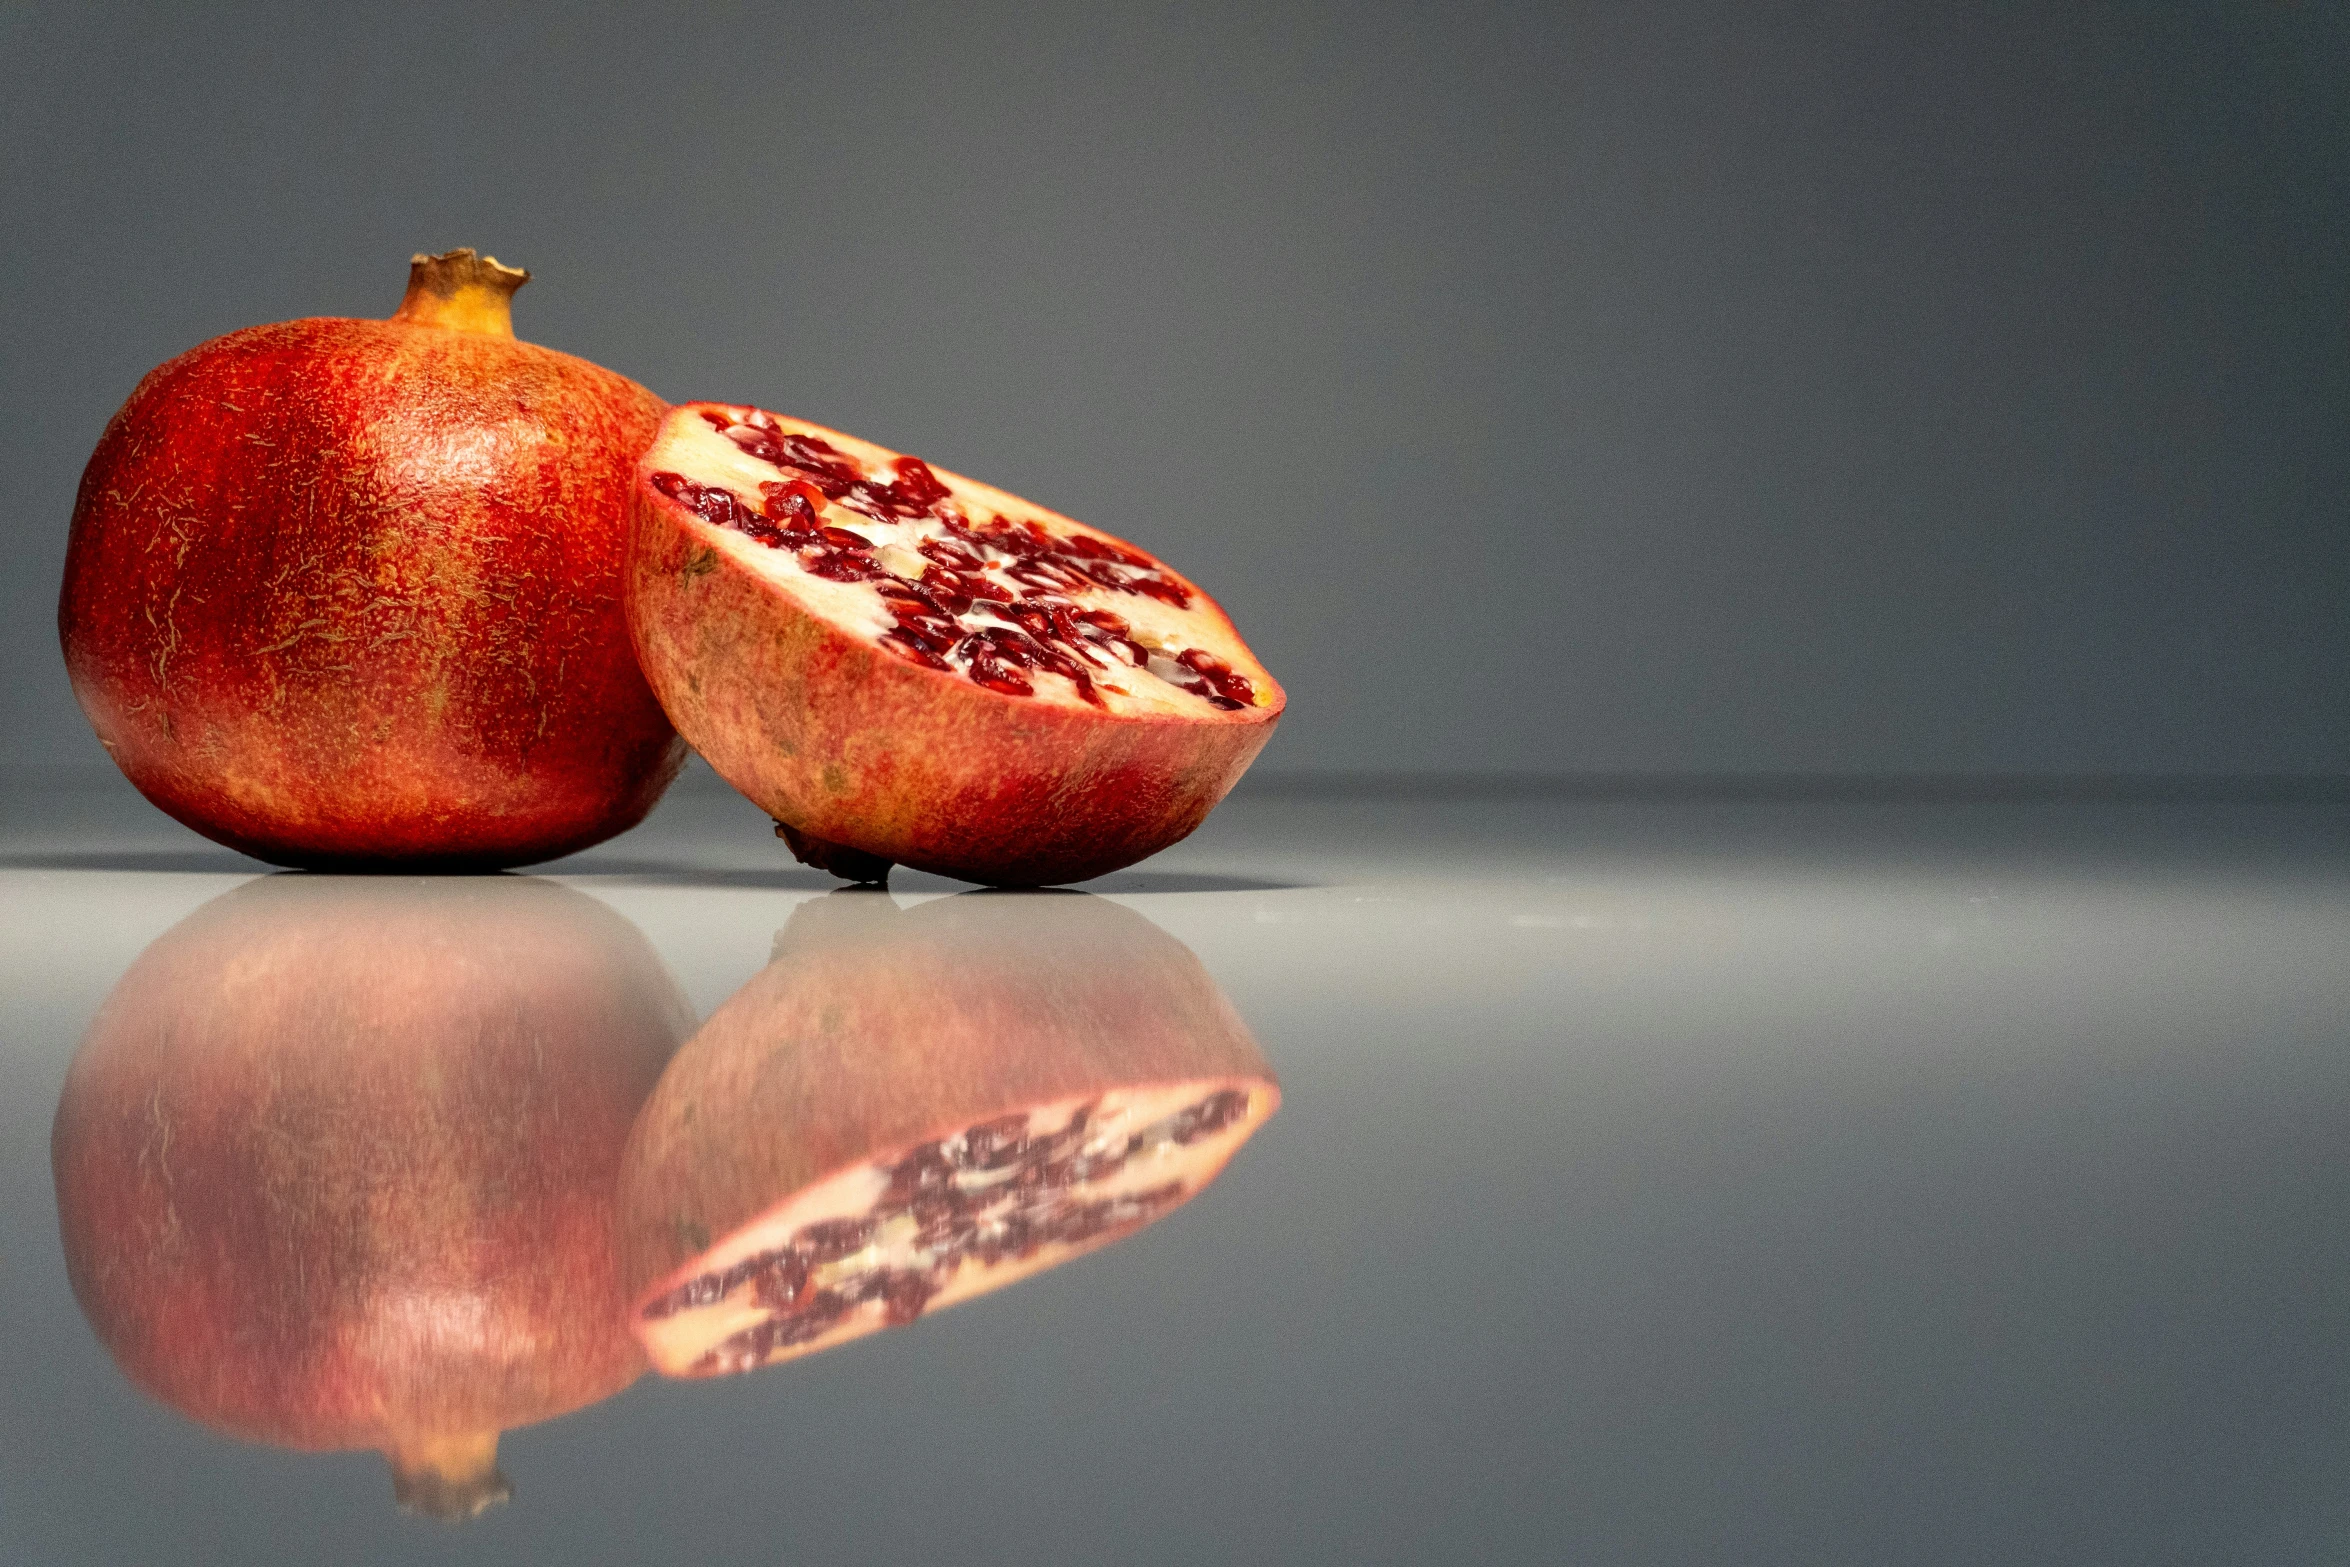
top-left (626, 409), bottom-right (1282, 886)
top-left (618, 890), bottom-right (1278, 1370)
top-left (60, 315), bottom-right (685, 868)
top-left (51, 876), bottom-right (690, 1506)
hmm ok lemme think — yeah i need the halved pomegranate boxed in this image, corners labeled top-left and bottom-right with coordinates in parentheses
top-left (626, 405), bottom-right (1284, 886)
top-left (51, 876), bottom-right (690, 1519)
top-left (618, 890), bottom-right (1279, 1377)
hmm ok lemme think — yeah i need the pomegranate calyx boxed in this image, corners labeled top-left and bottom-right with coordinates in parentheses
top-left (386, 1429), bottom-right (511, 1523)
top-left (390, 247), bottom-right (528, 337)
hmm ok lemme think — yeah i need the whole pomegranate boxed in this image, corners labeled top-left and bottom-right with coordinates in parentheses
top-left (620, 890), bottom-right (1280, 1378)
top-left (51, 875), bottom-right (691, 1519)
top-left (627, 404), bottom-right (1284, 886)
top-left (59, 249), bottom-right (685, 868)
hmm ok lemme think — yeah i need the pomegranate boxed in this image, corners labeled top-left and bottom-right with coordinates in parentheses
top-left (618, 890), bottom-right (1279, 1377)
top-left (58, 249), bottom-right (685, 868)
top-left (627, 404), bottom-right (1284, 886)
top-left (51, 875), bottom-right (690, 1519)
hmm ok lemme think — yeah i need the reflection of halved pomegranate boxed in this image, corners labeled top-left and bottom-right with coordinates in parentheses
top-left (627, 406), bottom-right (1284, 886)
top-left (619, 891), bottom-right (1279, 1377)
top-left (51, 876), bottom-right (690, 1519)
top-left (58, 249), bottom-right (684, 868)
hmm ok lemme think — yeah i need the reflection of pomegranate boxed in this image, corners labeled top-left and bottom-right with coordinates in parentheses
top-left (619, 891), bottom-right (1279, 1377)
top-left (627, 405), bottom-right (1283, 886)
top-left (52, 876), bottom-right (690, 1519)
top-left (59, 249), bottom-right (684, 868)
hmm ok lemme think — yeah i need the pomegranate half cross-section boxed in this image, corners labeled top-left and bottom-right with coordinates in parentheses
top-left (627, 405), bottom-right (1283, 886)
top-left (618, 890), bottom-right (1279, 1378)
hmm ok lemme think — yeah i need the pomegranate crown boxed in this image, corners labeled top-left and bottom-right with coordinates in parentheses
top-left (391, 248), bottom-right (529, 337)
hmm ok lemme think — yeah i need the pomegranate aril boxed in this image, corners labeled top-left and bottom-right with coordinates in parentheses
top-left (880, 632), bottom-right (954, 671)
top-left (769, 433), bottom-right (864, 493)
top-left (1127, 576), bottom-right (1194, 608)
top-left (1008, 561), bottom-right (1084, 594)
top-left (1058, 533), bottom-right (1149, 567)
top-left (888, 617), bottom-right (961, 655)
top-left (751, 1251), bottom-right (810, 1310)
top-left (638, 1273), bottom-right (721, 1321)
top-left (960, 1114), bottom-right (1032, 1170)
top-left (968, 666), bottom-right (1035, 698)
top-left (881, 1272), bottom-right (937, 1326)
top-left (920, 537), bottom-right (985, 570)
top-left (649, 471), bottom-right (749, 531)
top-left (925, 578), bottom-right (984, 614)
top-left (1170, 648), bottom-right (1255, 710)
top-left (798, 1216), bottom-right (876, 1261)
top-left (889, 457), bottom-right (951, 508)
top-left (805, 550), bottom-right (880, 582)
top-left (642, 1248), bottom-right (767, 1320)
top-left (1166, 1088), bottom-right (1250, 1144)
top-left (759, 481), bottom-right (826, 532)
top-left (885, 1144), bottom-right (956, 1199)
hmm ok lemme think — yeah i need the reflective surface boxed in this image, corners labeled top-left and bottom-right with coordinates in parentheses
top-left (4, 772), bottom-right (2349, 1563)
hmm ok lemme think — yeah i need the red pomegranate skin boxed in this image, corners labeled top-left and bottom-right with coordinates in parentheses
top-left (619, 890), bottom-right (1279, 1373)
top-left (626, 411), bottom-right (1283, 887)
top-left (59, 252), bottom-right (685, 868)
top-left (50, 875), bottom-right (691, 1517)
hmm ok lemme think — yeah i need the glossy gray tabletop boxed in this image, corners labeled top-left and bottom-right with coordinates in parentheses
top-left (4, 771), bottom-right (2347, 1564)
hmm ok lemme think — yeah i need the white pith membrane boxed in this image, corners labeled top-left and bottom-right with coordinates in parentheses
top-left (643, 407), bottom-right (1271, 717)
top-left (636, 1081), bottom-right (1271, 1376)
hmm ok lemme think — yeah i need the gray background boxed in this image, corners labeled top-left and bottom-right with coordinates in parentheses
top-left (4, 0), bottom-right (2345, 782)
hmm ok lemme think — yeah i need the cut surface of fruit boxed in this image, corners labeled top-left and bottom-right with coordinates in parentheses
top-left (619, 890), bottom-right (1279, 1378)
top-left (649, 408), bottom-right (1266, 716)
top-left (628, 405), bottom-right (1283, 886)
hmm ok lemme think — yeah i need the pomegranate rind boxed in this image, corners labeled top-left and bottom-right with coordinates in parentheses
top-left (618, 892), bottom-right (1279, 1377)
top-left (626, 404), bottom-right (1283, 886)
top-left (59, 315), bottom-right (685, 868)
top-left (51, 877), bottom-right (689, 1460)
